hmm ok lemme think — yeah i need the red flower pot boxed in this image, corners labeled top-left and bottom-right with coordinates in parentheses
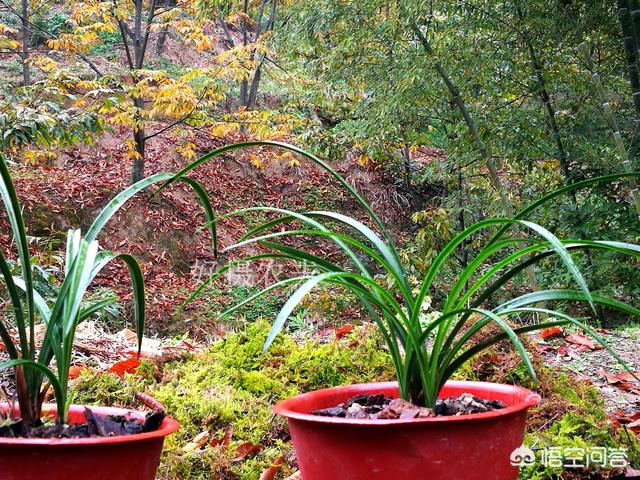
top-left (0, 404), bottom-right (179, 480)
top-left (274, 380), bottom-right (540, 480)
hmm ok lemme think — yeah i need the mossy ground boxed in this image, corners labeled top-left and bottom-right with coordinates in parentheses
top-left (466, 340), bottom-right (640, 480)
top-left (72, 322), bottom-right (394, 479)
top-left (72, 325), bottom-right (639, 479)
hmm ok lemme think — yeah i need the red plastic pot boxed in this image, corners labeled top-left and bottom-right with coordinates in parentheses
top-left (274, 380), bottom-right (540, 480)
top-left (0, 403), bottom-right (179, 480)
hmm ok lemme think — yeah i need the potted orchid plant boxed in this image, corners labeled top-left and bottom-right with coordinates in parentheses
top-left (168, 141), bottom-right (640, 480)
top-left (0, 153), bottom-right (214, 480)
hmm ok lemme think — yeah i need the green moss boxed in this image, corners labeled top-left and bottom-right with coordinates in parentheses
top-left (71, 360), bottom-right (157, 407)
top-left (73, 322), bottom-right (393, 479)
top-left (519, 408), bottom-right (639, 480)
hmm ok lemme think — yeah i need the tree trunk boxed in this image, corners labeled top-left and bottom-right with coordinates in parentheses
top-left (239, 0), bottom-right (250, 105)
top-left (618, 1), bottom-right (640, 157)
top-left (20, 0), bottom-right (30, 86)
top-left (131, 127), bottom-right (146, 184)
top-left (155, 26), bottom-right (169, 56)
top-left (411, 24), bottom-right (542, 294)
top-left (240, 79), bottom-right (249, 106)
top-left (131, 96), bottom-right (146, 184)
top-left (154, 0), bottom-right (175, 57)
top-left (580, 42), bottom-right (640, 219)
top-left (515, 2), bottom-right (577, 207)
top-left (247, 57), bottom-right (264, 107)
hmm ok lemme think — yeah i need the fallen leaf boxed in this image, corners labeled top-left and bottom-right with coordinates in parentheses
top-left (557, 344), bottom-right (580, 359)
top-left (210, 427), bottom-right (233, 447)
top-left (335, 323), bottom-right (354, 340)
top-left (617, 382), bottom-right (640, 395)
top-left (118, 328), bottom-right (137, 342)
top-left (532, 343), bottom-right (555, 354)
top-left (627, 418), bottom-right (640, 429)
top-left (600, 369), bottom-right (639, 385)
top-left (108, 356), bottom-right (141, 377)
top-left (231, 441), bottom-right (263, 462)
top-left (68, 365), bottom-right (89, 379)
top-left (259, 456), bottom-right (284, 480)
top-left (565, 333), bottom-right (602, 350)
top-left (541, 327), bottom-right (563, 339)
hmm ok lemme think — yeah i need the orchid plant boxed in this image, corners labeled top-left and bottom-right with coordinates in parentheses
top-left (170, 141), bottom-right (640, 408)
top-left (0, 153), bottom-right (214, 425)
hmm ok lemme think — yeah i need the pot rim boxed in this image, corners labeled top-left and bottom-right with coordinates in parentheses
top-left (0, 403), bottom-right (180, 446)
top-left (273, 380), bottom-right (541, 426)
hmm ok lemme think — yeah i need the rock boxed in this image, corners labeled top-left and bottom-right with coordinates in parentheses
top-left (378, 398), bottom-right (421, 419)
top-left (312, 407), bottom-right (346, 417)
top-left (346, 403), bottom-right (368, 419)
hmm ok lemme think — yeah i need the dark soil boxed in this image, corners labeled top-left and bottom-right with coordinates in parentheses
top-left (312, 393), bottom-right (506, 420)
top-left (0, 408), bottom-right (165, 439)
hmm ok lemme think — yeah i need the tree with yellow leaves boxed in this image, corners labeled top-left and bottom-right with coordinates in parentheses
top-left (200, 0), bottom-right (279, 108)
top-left (44, 0), bottom-right (225, 183)
top-left (0, 0), bottom-right (41, 86)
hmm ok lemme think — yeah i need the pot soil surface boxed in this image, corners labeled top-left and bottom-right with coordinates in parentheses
top-left (312, 392), bottom-right (506, 420)
top-left (0, 408), bottom-right (165, 439)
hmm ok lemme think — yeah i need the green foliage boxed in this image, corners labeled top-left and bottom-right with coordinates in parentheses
top-left (30, 11), bottom-right (70, 46)
top-left (0, 88), bottom-right (107, 153)
top-left (88, 30), bottom-right (122, 58)
top-left (199, 284), bottom-right (282, 327)
top-left (520, 400), bottom-right (640, 479)
top-left (274, 0), bottom-right (640, 313)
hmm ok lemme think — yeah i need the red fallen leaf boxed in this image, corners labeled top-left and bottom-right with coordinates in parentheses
top-left (573, 344), bottom-right (594, 353)
top-left (616, 371), bottom-right (639, 383)
top-left (108, 356), bottom-right (141, 377)
top-left (210, 427), bottom-right (233, 448)
top-left (231, 441), bottom-right (263, 462)
top-left (541, 327), bottom-right (563, 339)
top-left (565, 333), bottom-right (602, 350)
top-left (612, 410), bottom-right (640, 425)
top-left (557, 344), bottom-right (581, 359)
top-left (68, 365), bottom-right (89, 379)
top-left (259, 456), bottom-right (284, 480)
top-left (617, 382), bottom-right (640, 395)
top-left (600, 369), bottom-right (640, 385)
top-left (488, 353), bottom-right (504, 363)
top-left (335, 323), bottom-right (355, 340)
